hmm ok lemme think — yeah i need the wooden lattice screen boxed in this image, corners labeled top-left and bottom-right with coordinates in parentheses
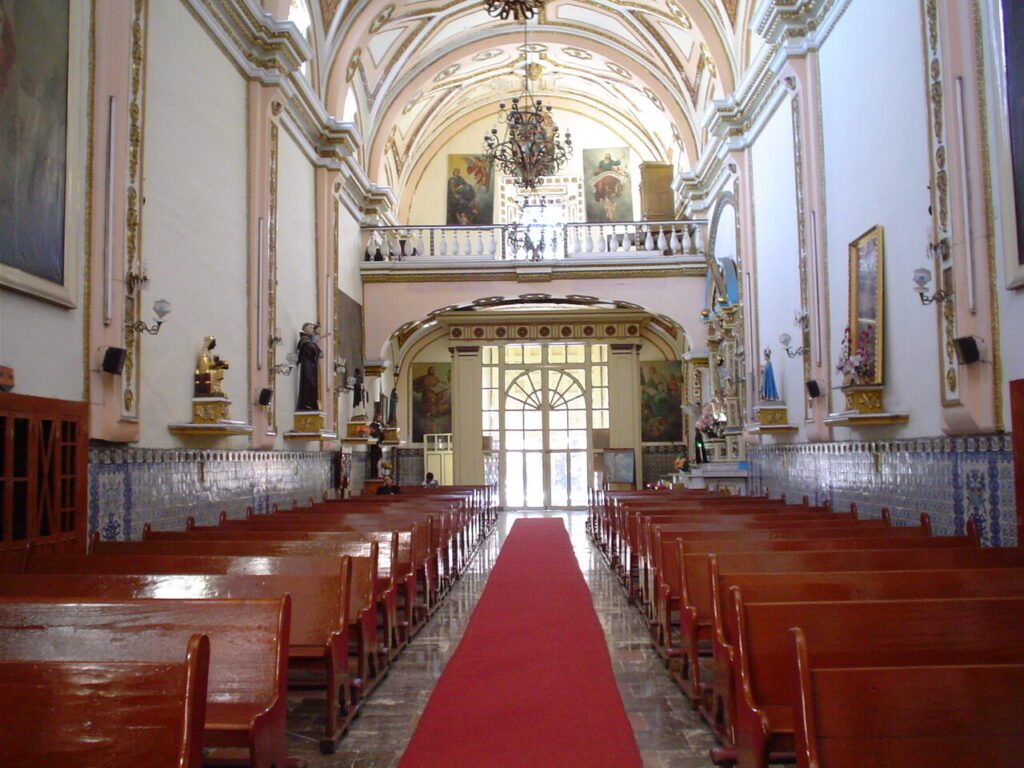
top-left (0, 392), bottom-right (89, 569)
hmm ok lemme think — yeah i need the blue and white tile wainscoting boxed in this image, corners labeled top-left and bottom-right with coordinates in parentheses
top-left (89, 449), bottom-right (336, 541)
top-left (748, 435), bottom-right (1017, 546)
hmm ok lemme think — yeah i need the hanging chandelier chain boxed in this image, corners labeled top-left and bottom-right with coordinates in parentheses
top-left (482, 10), bottom-right (571, 192)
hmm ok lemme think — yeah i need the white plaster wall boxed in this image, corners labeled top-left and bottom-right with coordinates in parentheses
top-left (750, 99), bottom-right (802, 421)
top-left (819, 0), bottom-right (935, 436)
top-left (273, 128), bottom-right (318, 439)
top-left (407, 112), bottom-right (648, 225)
top-left (337, 204), bottom-right (363, 302)
top-left (138, 0), bottom-right (248, 446)
top-left (0, 7), bottom-right (89, 402)
top-left (362, 276), bottom-right (707, 360)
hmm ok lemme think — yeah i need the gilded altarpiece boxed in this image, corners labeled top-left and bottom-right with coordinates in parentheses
top-left (704, 303), bottom-right (746, 462)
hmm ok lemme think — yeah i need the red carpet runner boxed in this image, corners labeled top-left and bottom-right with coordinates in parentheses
top-left (398, 518), bottom-right (643, 768)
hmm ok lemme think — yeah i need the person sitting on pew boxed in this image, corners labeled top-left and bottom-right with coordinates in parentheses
top-left (421, 472), bottom-right (439, 488)
top-left (377, 475), bottom-right (401, 495)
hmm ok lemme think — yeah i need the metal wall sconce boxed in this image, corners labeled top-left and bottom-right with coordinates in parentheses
top-left (779, 332), bottom-right (806, 358)
top-left (272, 352), bottom-right (298, 376)
top-left (913, 267), bottom-right (952, 305)
top-left (126, 298), bottom-right (172, 335)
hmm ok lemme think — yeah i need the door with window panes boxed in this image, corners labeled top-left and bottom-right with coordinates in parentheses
top-left (481, 343), bottom-right (608, 508)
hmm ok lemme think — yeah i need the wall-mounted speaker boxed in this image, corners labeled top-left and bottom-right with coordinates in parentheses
top-left (953, 336), bottom-right (981, 365)
top-left (257, 388), bottom-right (273, 406)
top-left (101, 347), bottom-right (127, 375)
top-left (805, 380), bottom-right (821, 398)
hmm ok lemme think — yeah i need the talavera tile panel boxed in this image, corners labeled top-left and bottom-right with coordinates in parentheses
top-left (748, 435), bottom-right (1017, 546)
top-left (88, 448), bottom-right (335, 540)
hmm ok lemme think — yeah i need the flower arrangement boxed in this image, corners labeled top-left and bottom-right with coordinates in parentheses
top-left (672, 455), bottom-right (691, 473)
top-left (835, 324), bottom-right (876, 385)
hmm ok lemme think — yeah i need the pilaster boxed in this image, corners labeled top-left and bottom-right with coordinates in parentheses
top-left (450, 346), bottom-right (484, 484)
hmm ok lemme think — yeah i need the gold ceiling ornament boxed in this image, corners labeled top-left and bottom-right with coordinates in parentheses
top-left (484, 0), bottom-right (544, 21)
top-left (483, 19), bottom-right (572, 191)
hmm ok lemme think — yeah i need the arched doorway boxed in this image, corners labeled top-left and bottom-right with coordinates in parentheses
top-left (482, 343), bottom-right (608, 508)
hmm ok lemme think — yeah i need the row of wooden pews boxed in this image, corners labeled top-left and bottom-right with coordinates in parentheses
top-left (587, 487), bottom-right (1024, 768)
top-left (1, 484), bottom-right (497, 767)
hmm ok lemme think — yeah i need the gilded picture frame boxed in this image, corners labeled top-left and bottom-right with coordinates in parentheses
top-left (848, 225), bottom-right (884, 385)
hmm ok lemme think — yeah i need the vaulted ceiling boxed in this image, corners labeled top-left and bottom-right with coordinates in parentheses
top-left (292, 0), bottom-right (761, 204)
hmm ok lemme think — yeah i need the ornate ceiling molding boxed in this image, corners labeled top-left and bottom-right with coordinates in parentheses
top-left (186, 0), bottom-right (313, 83)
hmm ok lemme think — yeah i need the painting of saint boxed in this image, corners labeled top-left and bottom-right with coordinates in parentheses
top-left (0, 0), bottom-right (69, 287)
top-left (446, 155), bottom-right (494, 225)
top-left (584, 147), bottom-right (633, 223)
top-left (411, 363), bottom-right (453, 441)
top-left (639, 361), bottom-right (683, 442)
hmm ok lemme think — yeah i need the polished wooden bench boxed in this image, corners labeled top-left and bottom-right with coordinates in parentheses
top-left (710, 565), bottom-right (1024, 757)
top-left (0, 597), bottom-right (290, 768)
top-left (205, 511), bottom-right (441, 623)
top-left (789, 628), bottom-right (1024, 768)
top-left (731, 595), bottom-right (1024, 768)
top-left (638, 511), bottom-right (912, 630)
top-left (672, 537), bottom-right (1024, 705)
top-left (0, 563), bottom-right (357, 753)
top-left (652, 527), bottom-right (975, 667)
top-left (0, 633), bottom-right (209, 768)
top-left (86, 537), bottom-right (387, 692)
top-left (141, 525), bottom-right (412, 656)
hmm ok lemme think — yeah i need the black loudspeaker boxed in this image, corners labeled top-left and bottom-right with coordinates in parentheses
top-left (953, 336), bottom-right (981, 365)
top-left (806, 380), bottom-right (821, 398)
top-left (101, 347), bottom-right (127, 375)
top-left (257, 388), bottom-right (273, 406)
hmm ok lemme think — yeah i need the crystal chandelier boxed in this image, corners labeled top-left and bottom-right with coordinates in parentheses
top-left (483, 22), bottom-right (571, 191)
top-left (484, 0), bottom-right (544, 21)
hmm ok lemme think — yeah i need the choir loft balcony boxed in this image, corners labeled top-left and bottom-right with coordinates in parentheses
top-left (359, 220), bottom-right (709, 284)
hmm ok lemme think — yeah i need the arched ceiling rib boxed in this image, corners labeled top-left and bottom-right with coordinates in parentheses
top-left (300, 0), bottom-right (753, 209)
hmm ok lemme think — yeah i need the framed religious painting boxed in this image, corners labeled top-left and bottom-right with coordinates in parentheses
top-left (584, 147), bottom-right (633, 223)
top-left (446, 155), bottom-right (494, 226)
top-left (847, 225), bottom-right (884, 385)
top-left (0, 0), bottom-right (86, 306)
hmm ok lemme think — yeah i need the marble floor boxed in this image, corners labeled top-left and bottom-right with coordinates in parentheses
top-left (285, 509), bottom-right (720, 768)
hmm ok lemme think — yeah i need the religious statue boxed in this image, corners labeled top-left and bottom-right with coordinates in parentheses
top-left (295, 323), bottom-right (322, 412)
top-left (368, 420), bottom-right (384, 478)
top-left (387, 387), bottom-right (399, 428)
top-left (759, 348), bottom-right (779, 401)
top-left (194, 336), bottom-right (229, 397)
top-left (351, 368), bottom-right (364, 409)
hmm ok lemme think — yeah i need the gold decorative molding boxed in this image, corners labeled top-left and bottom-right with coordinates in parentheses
top-left (441, 310), bottom-right (650, 344)
top-left (121, 0), bottom-right (148, 418)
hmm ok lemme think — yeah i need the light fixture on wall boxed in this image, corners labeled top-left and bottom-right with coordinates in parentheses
top-left (778, 332), bottom-right (806, 358)
top-left (483, 19), bottom-right (571, 191)
top-left (126, 298), bottom-right (172, 335)
top-left (485, 0), bottom-right (544, 20)
top-left (273, 351), bottom-right (299, 376)
top-left (912, 267), bottom-right (952, 305)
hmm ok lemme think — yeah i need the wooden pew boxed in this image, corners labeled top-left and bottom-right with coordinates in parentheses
top-left (0, 633), bottom-right (210, 768)
top-left (0, 564), bottom-right (358, 753)
top-left (652, 529), bottom-right (976, 667)
top-left (141, 525), bottom-right (414, 656)
top-left (86, 537), bottom-right (387, 692)
top-left (709, 565), bottom-right (1024, 756)
top-left (789, 628), bottom-right (1024, 768)
top-left (0, 597), bottom-right (290, 768)
top-left (731, 595), bottom-right (1024, 768)
top-left (672, 539), bottom-right (1024, 706)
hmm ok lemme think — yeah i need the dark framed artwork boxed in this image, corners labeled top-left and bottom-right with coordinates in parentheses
top-left (640, 361), bottom-right (683, 442)
top-left (411, 362), bottom-right (452, 441)
top-left (446, 154), bottom-right (494, 225)
top-left (0, 0), bottom-right (83, 306)
top-left (1002, 0), bottom-right (1024, 285)
top-left (584, 147), bottom-right (633, 222)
